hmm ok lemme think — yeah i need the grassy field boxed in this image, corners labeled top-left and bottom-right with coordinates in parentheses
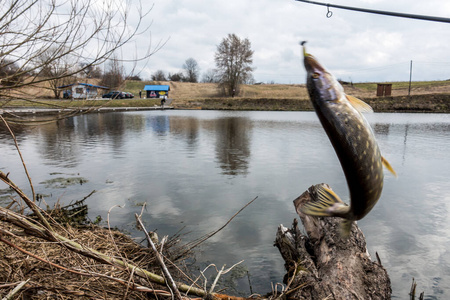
top-left (124, 79), bottom-right (450, 100)
top-left (121, 80), bottom-right (450, 112)
top-left (2, 79), bottom-right (450, 112)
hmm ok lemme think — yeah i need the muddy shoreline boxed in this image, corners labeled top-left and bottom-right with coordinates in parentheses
top-left (176, 94), bottom-right (450, 113)
top-left (0, 94), bottom-right (449, 120)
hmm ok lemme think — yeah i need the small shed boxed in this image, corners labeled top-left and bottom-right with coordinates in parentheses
top-left (376, 84), bottom-right (392, 97)
top-left (144, 85), bottom-right (170, 98)
top-left (58, 83), bottom-right (109, 99)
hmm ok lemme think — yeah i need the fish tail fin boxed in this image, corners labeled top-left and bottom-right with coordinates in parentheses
top-left (301, 184), bottom-right (349, 217)
top-left (339, 219), bottom-right (354, 239)
top-left (381, 156), bottom-right (397, 177)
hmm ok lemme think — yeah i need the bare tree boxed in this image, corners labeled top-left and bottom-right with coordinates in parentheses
top-left (215, 34), bottom-right (254, 97)
top-left (80, 63), bottom-right (103, 79)
top-left (168, 72), bottom-right (184, 82)
top-left (37, 47), bottom-right (78, 98)
top-left (182, 58), bottom-right (199, 83)
top-left (99, 56), bottom-right (125, 89)
top-left (152, 70), bottom-right (167, 81)
top-left (201, 69), bottom-right (219, 83)
top-left (0, 0), bottom-right (164, 107)
top-left (0, 59), bottom-right (25, 87)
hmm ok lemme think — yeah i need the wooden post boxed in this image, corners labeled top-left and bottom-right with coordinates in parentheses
top-left (274, 184), bottom-right (392, 299)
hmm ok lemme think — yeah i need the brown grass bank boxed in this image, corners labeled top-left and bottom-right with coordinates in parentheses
top-left (172, 94), bottom-right (450, 113)
top-left (3, 80), bottom-right (450, 113)
top-left (138, 81), bottom-right (450, 112)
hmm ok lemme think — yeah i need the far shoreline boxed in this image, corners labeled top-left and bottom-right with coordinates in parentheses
top-left (171, 93), bottom-right (450, 113)
top-left (1, 93), bottom-right (449, 116)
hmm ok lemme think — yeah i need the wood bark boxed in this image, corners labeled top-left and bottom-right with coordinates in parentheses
top-left (274, 184), bottom-right (391, 299)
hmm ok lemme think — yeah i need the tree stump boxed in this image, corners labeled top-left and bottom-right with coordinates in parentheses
top-left (274, 184), bottom-right (392, 299)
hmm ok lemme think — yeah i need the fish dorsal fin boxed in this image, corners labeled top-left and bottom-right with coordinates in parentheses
top-left (346, 95), bottom-right (373, 113)
top-left (381, 156), bottom-right (397, 177)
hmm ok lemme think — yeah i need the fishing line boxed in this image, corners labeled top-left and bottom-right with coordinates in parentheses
top-left (294, 0), bottom-right (450, 24)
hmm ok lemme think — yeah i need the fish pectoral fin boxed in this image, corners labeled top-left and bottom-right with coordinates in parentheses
top-left (346, 95), bottom-right (374, 113)
top-left (301, 185), bottom-right (349, 217)
top-left (381, 156), bottom-right (397, 177)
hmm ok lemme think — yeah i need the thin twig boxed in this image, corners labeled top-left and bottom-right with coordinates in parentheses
top-left (123, 266), bottom-right (136, 300)
top-left (199, 263), bottom-right (221, 292)
top-left (0, 170), bottom-right (53, 231)
top-left (209, 260), bottom-right (244, 294)
top-left (161, 253), bottom-right (203, 290)
top-left (2, 279), bottom-right (30, 300)
top-left (107, 204), bottom-right (125, 255)
top-left (0, 283), bottom-right (24, 289)
top-left (186, 196), bottom-right (258, 251)
top-left (135, 213), bottom-right (183, 300)
top-left (210, 265), bottom-right (226, 294)
top-left (281, 261), bottom-right (298, 294)
top-left (0, 115), bottom-right (36, 202)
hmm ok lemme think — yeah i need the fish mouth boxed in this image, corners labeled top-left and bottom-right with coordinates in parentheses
top-left (304, 55), bottom-right (323, 73)
top-left (301, 42), bottom-right (341, 102)
top-left (301, 43), bottom-right (326, 74)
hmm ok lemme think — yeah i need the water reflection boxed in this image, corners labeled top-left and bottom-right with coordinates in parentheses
top-left (170, 117), bottom-right (199, 151)
top-left (148, 115), bottom-right (170, 135)
top-left (214, 117), bottom-right (251, 176)
top-left (36, 119), bottom-right (80, 168)
top-left (0, 111), bottom-right (449, 298)
top-left (373, 123), bottom-right (390, 135)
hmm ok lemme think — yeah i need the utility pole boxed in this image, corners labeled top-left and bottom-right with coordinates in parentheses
top-left (408, 60), bottom-right (412, 96)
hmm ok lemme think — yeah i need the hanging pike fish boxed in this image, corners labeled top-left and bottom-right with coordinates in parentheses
top-left (300, 41), bottom-right (396, 237)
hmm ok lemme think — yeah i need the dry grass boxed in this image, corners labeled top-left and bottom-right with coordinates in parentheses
top-left (0, 221), bottom-right (182, 299)
top-left (8, 77), bottom-right (450, 101)
top-left (125, 80), bottom-right (450, 106)
top-left (0, 197), bottom-right (195, 300)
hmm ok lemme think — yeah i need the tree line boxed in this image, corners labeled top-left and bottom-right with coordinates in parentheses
top-left (151, 34), bottom-right (255, 97)
top-left (0, 0), bottom-right (254, 100)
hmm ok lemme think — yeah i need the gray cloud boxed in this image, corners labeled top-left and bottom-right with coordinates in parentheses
top-left (137, 0), bottom-right (450, 83)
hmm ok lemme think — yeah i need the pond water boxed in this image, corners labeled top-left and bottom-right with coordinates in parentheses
top-left (1, 110), bottom-right (449, 299)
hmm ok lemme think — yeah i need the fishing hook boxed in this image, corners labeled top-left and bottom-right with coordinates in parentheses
top-left (326, 4), bottom-right (333, 18)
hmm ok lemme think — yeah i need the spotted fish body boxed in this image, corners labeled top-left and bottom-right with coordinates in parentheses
top-left (301, 44), bottom-right (396, 236)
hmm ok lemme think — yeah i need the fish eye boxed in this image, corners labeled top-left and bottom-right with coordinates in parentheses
top-left (312, 72), bottom-right (320, 79)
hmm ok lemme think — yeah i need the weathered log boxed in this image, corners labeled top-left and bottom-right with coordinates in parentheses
top-left (274, 184), bottom-right (391, 299)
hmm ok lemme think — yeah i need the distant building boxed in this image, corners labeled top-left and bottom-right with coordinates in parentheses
top-left (376, 84), bottom-right (392, 97)
top-left (143, 85), bottom-right (170, 98)
top-left (57, 83), bottom-right (109, 99)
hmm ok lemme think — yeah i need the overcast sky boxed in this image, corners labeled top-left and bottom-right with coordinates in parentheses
top-left (135, 0), bottom-right (450, 84)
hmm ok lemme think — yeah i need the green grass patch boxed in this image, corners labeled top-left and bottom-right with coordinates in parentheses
top-left (124, 80), bottom-right (151, 95)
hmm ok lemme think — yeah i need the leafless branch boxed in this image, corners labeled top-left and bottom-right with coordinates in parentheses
top-left (185, 196), bottom-right (259, 251)
top-left (0, 0), bottom-right (164, 105)
top-left (135, 213), bottom-right (183, 300)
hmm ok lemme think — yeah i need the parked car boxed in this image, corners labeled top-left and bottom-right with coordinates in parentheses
top-left (102, 91), bottom-right (125, 99)
top-left (123, 92), bottom-right (134, 98)
top-left (62, 90), bottom-right (72, 99)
